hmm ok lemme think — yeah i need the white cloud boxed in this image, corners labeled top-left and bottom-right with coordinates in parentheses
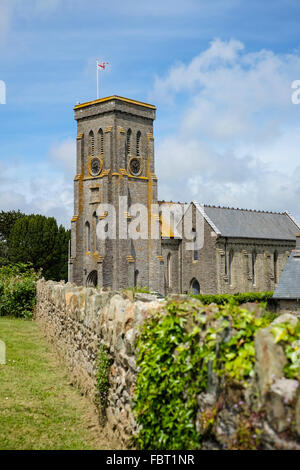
top-left (0, 138), bottom-right (75, 227)
top-left (152, 39), bottom-right (300, 221)
top-left (50, 138), bottom-right (76, 177)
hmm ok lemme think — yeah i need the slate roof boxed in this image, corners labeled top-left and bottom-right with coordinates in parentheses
top-left (201, 205), bottom-right (300, 241)
top-left (273, 252), bottom-right (300, 299)
top-left (157, 201), bottom-right (300, 241)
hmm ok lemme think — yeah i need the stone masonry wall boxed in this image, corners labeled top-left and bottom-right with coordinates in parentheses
top-left (35, 279), bottom-right (164, 448)
top-left (36, 280), bottom-right (300, 450)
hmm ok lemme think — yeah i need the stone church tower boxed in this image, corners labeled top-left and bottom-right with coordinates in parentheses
top-left (69, 96), bottom-right (164, 292)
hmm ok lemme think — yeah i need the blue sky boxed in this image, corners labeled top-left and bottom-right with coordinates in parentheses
top-left (1, 0), bottom-right (300, 227)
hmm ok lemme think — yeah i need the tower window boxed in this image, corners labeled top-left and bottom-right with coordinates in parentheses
top-left (126, 129), bottom-right (132, 159)
top-left (85, 221), bottom-right (91, 252)
top-left (136, 131), bottom-right (141, 156)
top-left (89, 130), bottom-right (95, 157)
top-left (98, 128), bottom-right (104, 155)
top-left (92, 211), bottom-right (98, 252)
top-left (86, 270), bottom-right (98, 287)
top-left (134, 269), bottom-right (139, 287)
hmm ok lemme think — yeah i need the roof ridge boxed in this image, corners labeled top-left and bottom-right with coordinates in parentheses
top-left (158, 201), bottom-right (285, 214)
top-left (203, 204), bottom-right (285, 215)
top-left (285, 211), bottom-right (300, 229)
top-left (158, 200), bottom-right (186, 205)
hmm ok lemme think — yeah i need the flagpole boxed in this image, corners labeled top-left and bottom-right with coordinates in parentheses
top-left (96, 60), bottom-right (109, 99)
top-left (96, 60), bottom-right (99, 99)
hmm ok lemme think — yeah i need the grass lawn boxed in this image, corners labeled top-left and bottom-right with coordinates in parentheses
top-left (0, 317), bottom-right (112, 450)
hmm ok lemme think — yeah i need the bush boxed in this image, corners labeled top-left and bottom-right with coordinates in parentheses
top-left (190, 291), bottom-right (274, 305)
top-left (133, 299), bottom-right (273, 450)
top-left (0, 263), bottom-right (39, 319)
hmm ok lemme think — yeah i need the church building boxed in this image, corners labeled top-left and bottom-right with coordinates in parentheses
top-left (68, 95), bottom-right (300, 295)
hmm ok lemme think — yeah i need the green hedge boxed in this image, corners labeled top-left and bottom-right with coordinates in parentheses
top-left (0, 263), bottom-right (39, 319)
top-left (190, 291), bottom-right (274, 305)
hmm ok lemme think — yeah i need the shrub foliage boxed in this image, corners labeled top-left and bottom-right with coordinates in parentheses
top-left (0, 263), bottom-right (39, 319)
top-left (191, 291), bottom-right (274, 305)
top-left (133, 299), bottom-right (274, 450)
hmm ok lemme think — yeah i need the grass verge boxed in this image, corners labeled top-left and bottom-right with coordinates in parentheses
top-left (0, 317), bottom-right (111, 450)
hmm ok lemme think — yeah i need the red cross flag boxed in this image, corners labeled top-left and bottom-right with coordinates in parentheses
top-left (97, 61), bottom-right (109, 70)
top-left (96, 60), bottom-right (109, 98)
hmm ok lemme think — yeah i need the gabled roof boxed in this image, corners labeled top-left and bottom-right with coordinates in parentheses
top-left (157, 200), bottom-right (300, 241)
top-left (273, 252), bottom-right (300, 299)
top-left (200, 205), bottom-right (300, 241)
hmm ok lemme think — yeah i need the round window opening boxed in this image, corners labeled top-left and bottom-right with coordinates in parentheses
top-left (129, 158), bottom-right (141, 176)
top-left (91, 158), bottom-right (102, 176)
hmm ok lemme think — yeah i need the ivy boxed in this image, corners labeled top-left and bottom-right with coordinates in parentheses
top-left (95, 344), bottom-right (113, 423)
top-left (133, 299), bottom-right (273, 450)
top-left (133, 313), bottom-right (203, 450)
top-left (270, 320), bottom-right (300, 380)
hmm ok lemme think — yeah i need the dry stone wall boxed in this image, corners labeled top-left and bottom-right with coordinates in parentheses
top-left (36, 279), bottom-right (164, 447)
top-left (36, 280), bottom-right (300, 450)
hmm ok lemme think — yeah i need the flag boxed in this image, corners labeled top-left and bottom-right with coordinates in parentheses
top-left (97, 61), bottom-right (109, 70)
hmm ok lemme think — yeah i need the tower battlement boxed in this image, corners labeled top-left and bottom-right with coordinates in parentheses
top-left (74, 95), bottom-right (156, 121)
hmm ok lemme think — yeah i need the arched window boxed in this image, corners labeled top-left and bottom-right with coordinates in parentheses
top-left (88, 131), bottom-right (94, 157)
top-left (274, 251), bottom-right (278, 284)
top-left (85, 221), bottom-right (91, 252)
top-left (167, 253), bottom-right (172, 288)
top-left (98, 128), bottom-right (104, 155)
top-left (86, 270), bottom-right (98, 287)
top-left (92, 211), bottom-right (97, 252)
top-left (252, 250), bottom-right (256, 286)
top-left (126, 129), bottom-right (132, 160)
top-left (136, 131), bottom-right (141, 156)
top-left (228, 250), bottom-right (233, 286)
top-left (191, 279), bottom-right (200, 295)
top-left (192, 228), bottom-right (198, 261)
top-left (134, 269), bottom-right (139, 287)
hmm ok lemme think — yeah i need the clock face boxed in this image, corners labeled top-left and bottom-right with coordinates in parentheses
top-left (91, 158), bottom-right (101, 176)
top-left (129, 158), bottom-right (141, 176)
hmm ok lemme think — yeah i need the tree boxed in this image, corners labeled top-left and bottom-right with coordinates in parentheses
top-left (0, 210), bottom-right (25, 242)
top-left (9, 214), bottom-right (70, 281)
top-left (0, 210), bottom-right (26, 266)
